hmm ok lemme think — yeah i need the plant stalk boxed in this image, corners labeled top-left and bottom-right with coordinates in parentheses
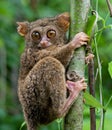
top-left (88, 58), bottom-right (96, 130)
top-left (94, 36), bottom-right (104, 130)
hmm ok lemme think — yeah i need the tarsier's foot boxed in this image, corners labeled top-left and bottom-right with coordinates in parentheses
top-left (66, 78), bottom-right (87, 96)
top-left (57, 78), bottom-right (87, 118)
top-left (71, 32), bottom-right (90, 49)
top-left (85, 53), bottom-right (94, 64)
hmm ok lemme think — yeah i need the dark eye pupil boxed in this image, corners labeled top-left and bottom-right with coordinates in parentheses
top-left (31, 31), bottom-right (40, 40)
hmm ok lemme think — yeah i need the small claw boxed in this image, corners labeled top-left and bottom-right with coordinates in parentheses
top-left (80, 41), bottom-right (87, 45)
top-left (80, 77), bottom-right (85, 82)
top-left (83, 86), bottom-right (87, 89)
top-left (83, 82), bottom-right (87, 87)
top-left (85, 53), bottom-right (94, 64)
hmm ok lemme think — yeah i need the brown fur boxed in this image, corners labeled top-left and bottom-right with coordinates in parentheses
top-left (17, 13), bottom-right (89, 130)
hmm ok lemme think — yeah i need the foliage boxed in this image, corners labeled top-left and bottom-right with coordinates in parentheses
top-left (0, 0), bottom-right (112, 130)
top-left (108, 61), bottom-right (112, 78)
top-left (84, 91), bottom-right (104, 109)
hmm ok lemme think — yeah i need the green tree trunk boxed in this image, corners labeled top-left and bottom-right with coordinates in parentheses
top-left (64, 0), bottom-right (90, 130)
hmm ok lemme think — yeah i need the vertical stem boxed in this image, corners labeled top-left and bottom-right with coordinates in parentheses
top-left (106, 0), bottom-right (112, 17)
top-left (0, 47), bottom-right (7, 110)
top-left (88, 59), bottom-right (96, 130)
top-left (64, 0), bottom-right (90, 130)
top-left (30, 0), bottom-right (38, 11)
top-left (94, 37), bottom-right (104, 130)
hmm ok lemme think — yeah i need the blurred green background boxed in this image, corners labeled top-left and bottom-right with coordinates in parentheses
top-left (0, 0), bottom-right (112, 130)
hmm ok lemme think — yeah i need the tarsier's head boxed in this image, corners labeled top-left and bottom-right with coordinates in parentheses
top-left (17, 12), bottom-right (70, 49)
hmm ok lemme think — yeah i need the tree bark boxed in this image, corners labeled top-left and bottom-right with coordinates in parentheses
top-left (64, 0), bottom-right (90, 130)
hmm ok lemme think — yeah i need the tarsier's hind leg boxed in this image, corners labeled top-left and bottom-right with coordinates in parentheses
top-left (20, 56), bottom-right (66, 129)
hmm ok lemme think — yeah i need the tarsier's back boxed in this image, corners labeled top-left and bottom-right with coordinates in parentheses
top-left (19, 56), bottom-right (66, 125)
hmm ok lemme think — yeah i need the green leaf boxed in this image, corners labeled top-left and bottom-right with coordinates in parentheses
top-left (84, 91), bottom-right (104, 109)
top-left (108, 24), bottom-right (112, 30)
top-left (85, 11), bottom-right (97, 36)
top-left (56, 118), bottom-right (63, 130)
top-left (108, 61), bottom-right (112, 78)
top-left (105, 95), bottom-right (112, 109)
top-left (19, 121), bottom-right (26, 130)
top-left (0, 39), bottom-right (4, 48)
top-left (98, 14), bottom-right (105, 22)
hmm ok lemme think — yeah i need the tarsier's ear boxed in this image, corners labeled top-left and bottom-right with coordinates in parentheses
top-left (56, 12), bottom-right (70, 32)
top-left (16, 21), bottom-right (29, 36)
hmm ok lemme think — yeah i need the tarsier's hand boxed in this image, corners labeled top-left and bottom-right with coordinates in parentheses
top-left (71, 32), bottom-right (90, 49)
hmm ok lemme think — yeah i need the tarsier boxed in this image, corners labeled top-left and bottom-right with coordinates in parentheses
top-left (17, 12), bottom-right (89, 130)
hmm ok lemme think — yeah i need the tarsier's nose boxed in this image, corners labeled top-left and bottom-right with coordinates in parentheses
top-left (40, 40), bottom-right (49, 48)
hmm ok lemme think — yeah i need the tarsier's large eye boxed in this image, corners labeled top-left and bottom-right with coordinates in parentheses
top-left (31, 31), bottom-right (41, 40)
top-left (47, 30), bottom-right (56, 38)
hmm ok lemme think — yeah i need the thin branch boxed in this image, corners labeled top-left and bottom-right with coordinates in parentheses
top-left (106, 0), bottom-right (112, 17)
top-left (88, 58), bottom-right (96, 130)
top-left (94, 37), bottom-right (104, 130)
